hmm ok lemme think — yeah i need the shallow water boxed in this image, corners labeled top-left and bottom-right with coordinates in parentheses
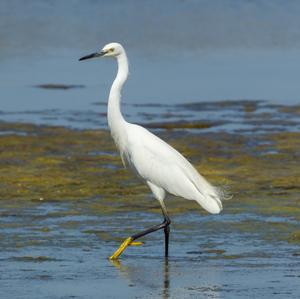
top-left (0, 109), bottom-right (299, 298)
top-left (1, 100), bottom-right (300, 134)
top-left (0, 120), bottom-right (299, 298)
top-left (2, 0), bottom-right (300, 106)
top-left (1, 1), bottom-right (300, 298)
top-left (1, 199), bottom-right (299, 299)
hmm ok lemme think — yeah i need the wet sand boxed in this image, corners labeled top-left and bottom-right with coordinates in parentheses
top-left (0, 119), bottom-right (299, 298)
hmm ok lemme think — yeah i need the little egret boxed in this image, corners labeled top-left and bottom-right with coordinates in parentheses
top-left (79, 43), bottom-right (226, 259)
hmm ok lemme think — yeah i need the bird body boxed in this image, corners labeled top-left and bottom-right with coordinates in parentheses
top-left (79, 42), bottom-right (225, 259)
top-left (117, 122), bottom-right (222, 214)
top-left (105, 43), bottom-right (222, 214)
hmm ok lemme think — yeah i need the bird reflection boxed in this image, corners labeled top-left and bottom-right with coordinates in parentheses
top-left (162, 258), bottom-right (170, 299)
top-left (110, 258), bottom-right (170, 299)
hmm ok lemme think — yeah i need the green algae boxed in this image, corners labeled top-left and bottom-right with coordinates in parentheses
top-left (278, 105), bottom-right (300, 116)
top-left (0, 121), bottom-right (299, 246)
top-left (34, 227), bottom-right (51, 233)
top-left (10, 256), bottom-right (60, 262)
top-left (82, 229), bottom-right (115, 242)
top-left (287, 230), bottom-right (300, 244)
top-left (144, 120), bottom-right (219, 130)
top-left (204, 249), bottom-right (226, 255)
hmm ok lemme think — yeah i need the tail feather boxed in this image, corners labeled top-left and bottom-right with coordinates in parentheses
top-left (195, 189), bottom-right (223, 214)
top-left (176, 155), bottom-right (232, 214)
top-left (193, 182), bottom-right (232, 214)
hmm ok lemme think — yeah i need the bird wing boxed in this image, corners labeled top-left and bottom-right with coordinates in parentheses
top-left (125, 124), bottom-right (223, 214)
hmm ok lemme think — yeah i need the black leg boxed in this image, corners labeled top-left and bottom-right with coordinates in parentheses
top-left (131, 215), bottom-right (171, 257)
top-left (109, 200), bottom-right (171, 259)
top-left (164, 224), bottom-right (170, 257)
top-left (161, 202), bottom-right (171, 257)
top-left (131, 216), bottom-right (171, 241)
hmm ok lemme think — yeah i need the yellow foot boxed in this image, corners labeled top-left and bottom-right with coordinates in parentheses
top-left (130, 241), bottom-right (143, 246)
top-left (109, 237), bottom-right (133, 260)
top-left (109, 238), bottom-right (144, 260)
top-left (110, 258), bottom-right (122, 269)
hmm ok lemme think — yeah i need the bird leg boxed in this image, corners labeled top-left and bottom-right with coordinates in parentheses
top-left (109, 200), bottom-right (171, 260)
top-left (109, 209), bottom-right (171, 260)
top-left (109, 236), bottom-right (133, 260)
top-left (161, 201), bottom-right (171, 257)
top-left (164, 224), bottom-right (170, 257)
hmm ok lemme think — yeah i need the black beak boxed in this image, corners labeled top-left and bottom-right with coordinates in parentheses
top-left (79, 51), bottom-right (105, 61)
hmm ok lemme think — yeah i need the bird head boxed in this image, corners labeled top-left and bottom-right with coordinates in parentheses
top-left (79, 42), bottom-right (124, 61)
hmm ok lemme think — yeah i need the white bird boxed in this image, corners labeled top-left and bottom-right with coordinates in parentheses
top-left (79, 42), bottom-right (226, 259)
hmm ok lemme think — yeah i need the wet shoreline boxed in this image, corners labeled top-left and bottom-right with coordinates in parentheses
top-left (0, 118), bottom-right (299, 298)
top-left (1, 99), bottom-right (300, 133)
top-left (2, 0), bottom-right (300, 296)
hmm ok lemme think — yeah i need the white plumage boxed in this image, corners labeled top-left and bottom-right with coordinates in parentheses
top-left (80, 42), bottom-right (226, 259)
top-left (100, 42), bottom-right (224, 215)
top-left (122, 123), bottom-right (223, 214)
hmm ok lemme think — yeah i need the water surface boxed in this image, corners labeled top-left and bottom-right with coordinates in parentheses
top-left (1, 1), bottom-right (300, 298)
top-left (1, 199), bottom-right (299, 299)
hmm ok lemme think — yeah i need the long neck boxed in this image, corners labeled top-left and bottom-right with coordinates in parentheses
top-left (107, 52), bottom-right (129, 135)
